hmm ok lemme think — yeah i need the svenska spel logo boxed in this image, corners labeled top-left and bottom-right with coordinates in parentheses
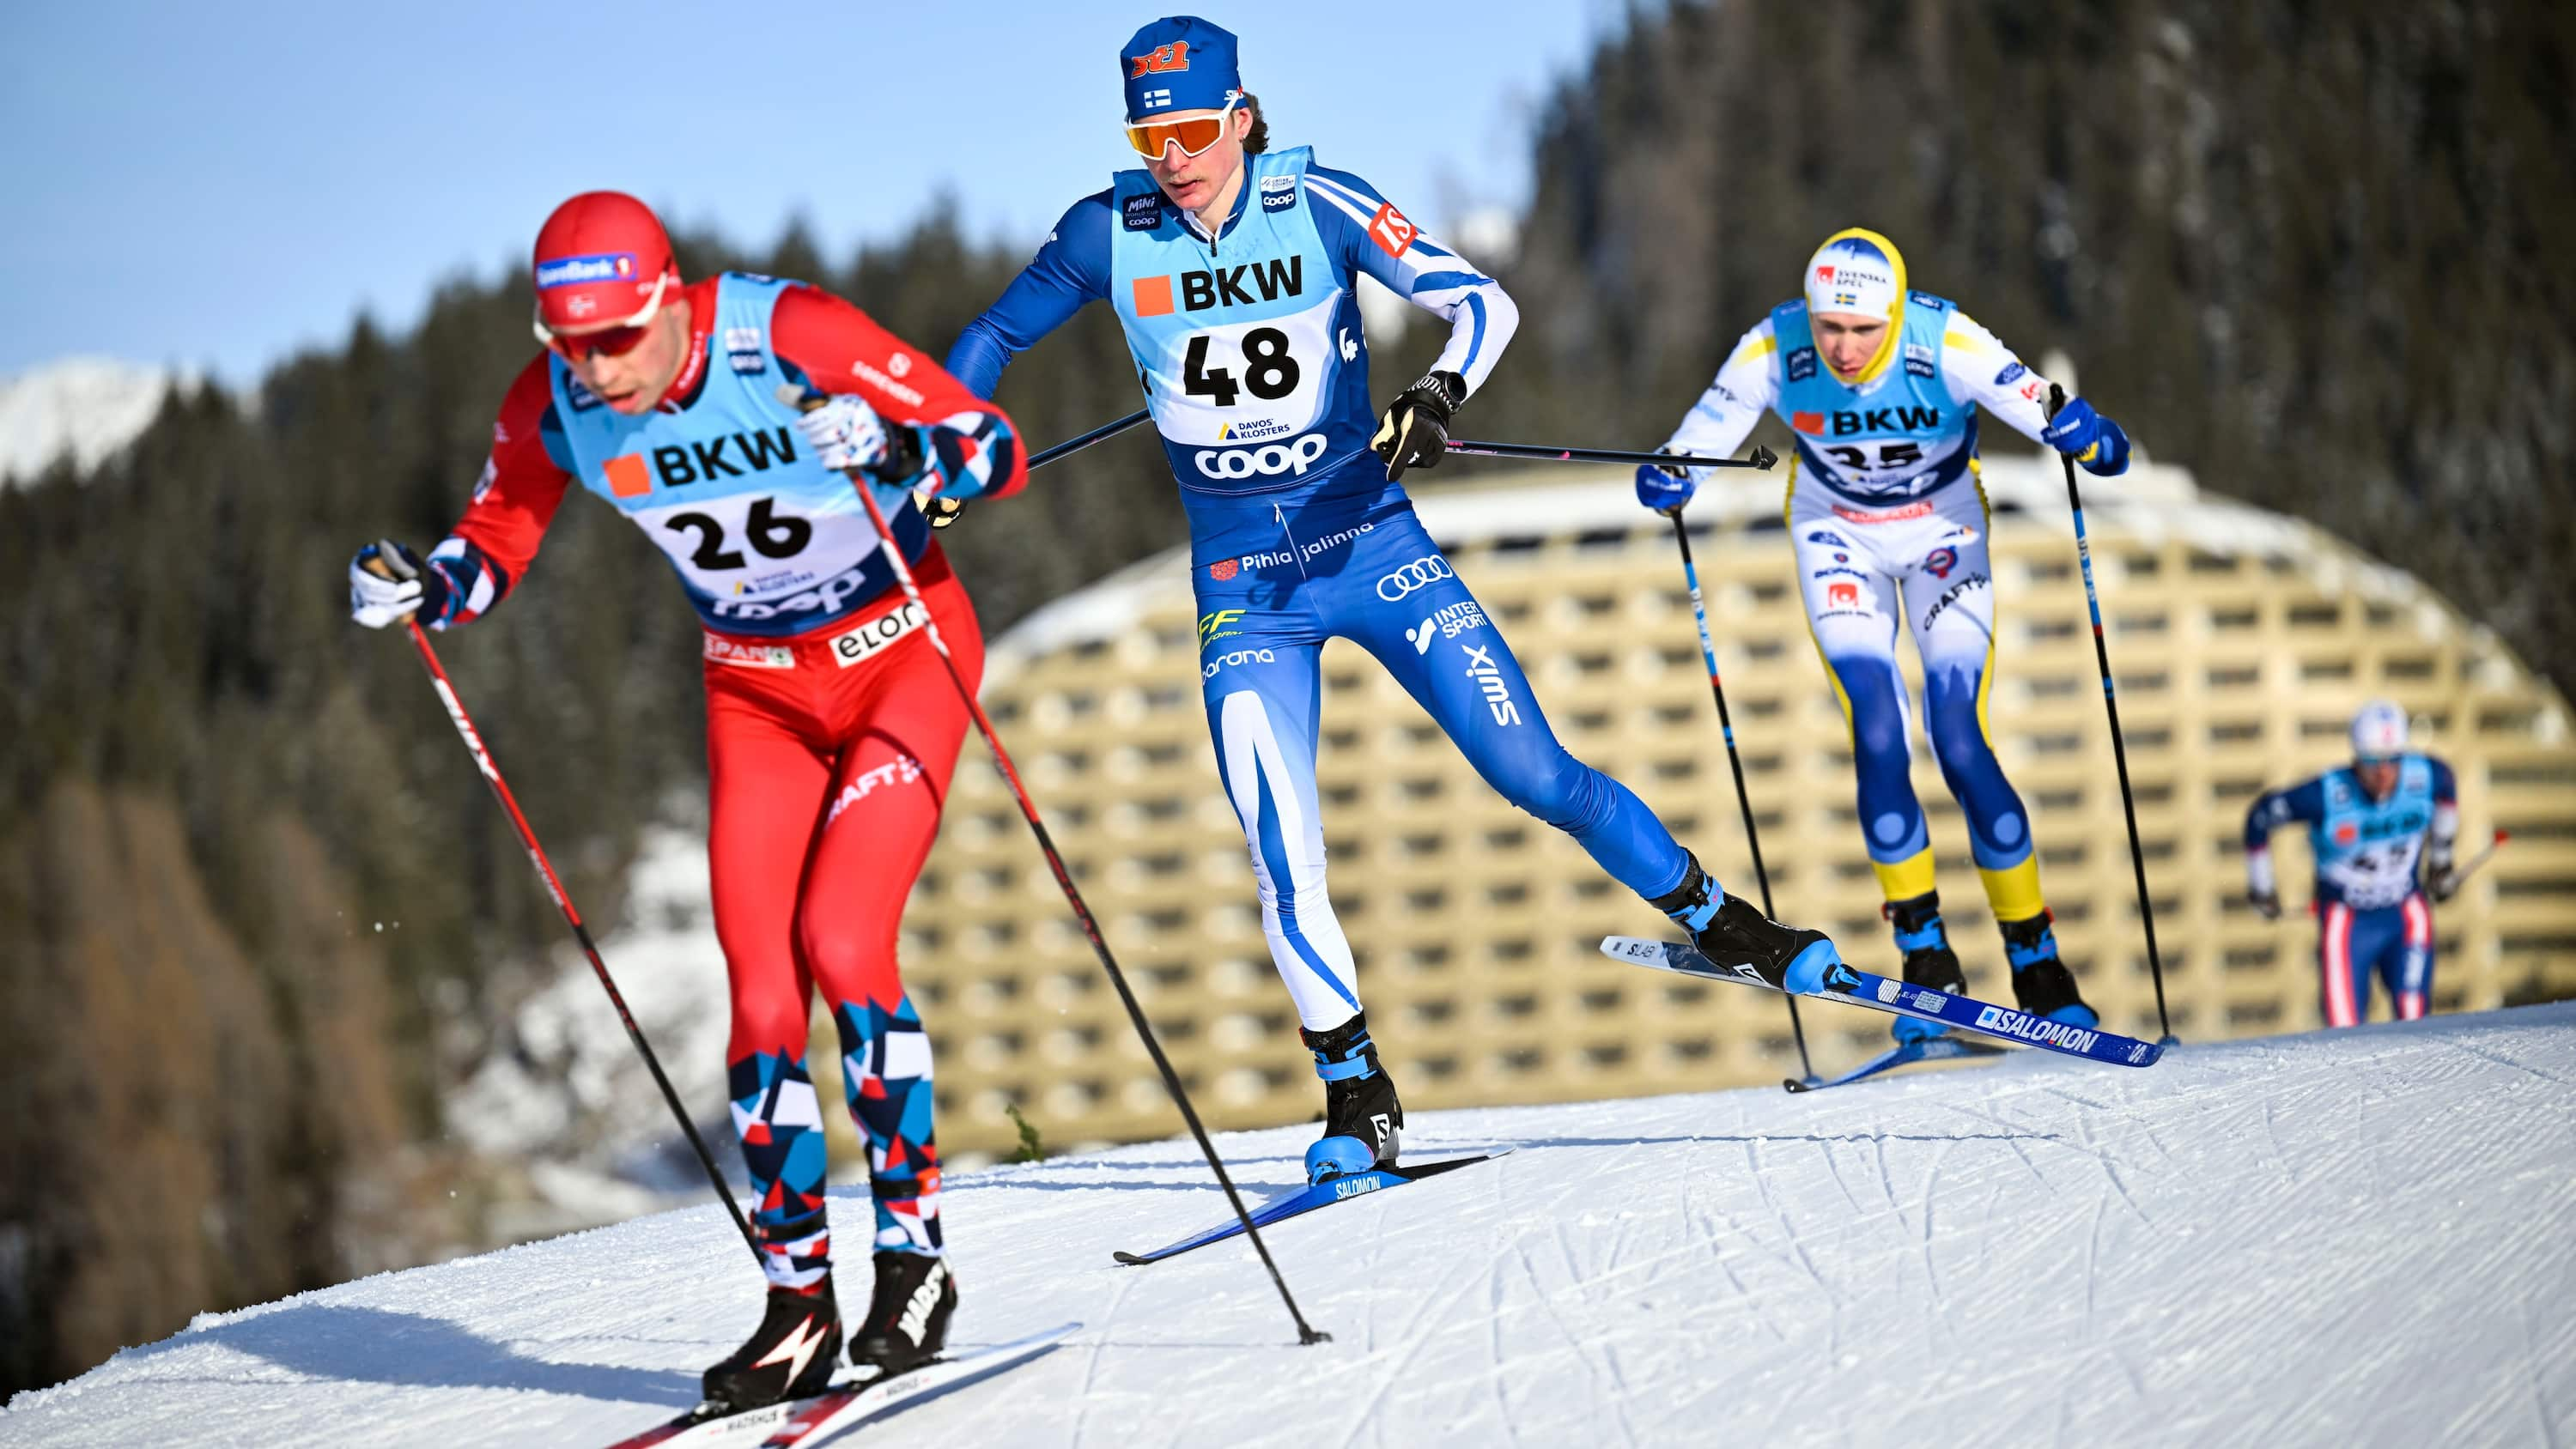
top-left (536, 252), bottom-right (638, 289)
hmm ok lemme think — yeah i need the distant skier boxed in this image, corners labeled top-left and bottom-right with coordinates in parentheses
top-left (945, 15), bottom-right (1841, 1185)
top-left (345, 192), bottom-right (1024, 1410)
top-left (2244, 701), bottom-right (2459, 1026)
top-left (1636, 229), bottom-right (2131, 1039)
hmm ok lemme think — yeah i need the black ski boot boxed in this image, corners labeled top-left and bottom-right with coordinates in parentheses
top-left (2002, 910), bottom-right (2098, 1027)
top-left (848, 1251), bottom-right (956, 1376)
top-left (702, 1282), bottom-right (841, 1412)
top-left (1886, 893), bottom-right (1964, 1044)
top-left (1301, 1009), bottom-right (1403, 1184)
top-left (1649, 852), bottom-right (1845, 992)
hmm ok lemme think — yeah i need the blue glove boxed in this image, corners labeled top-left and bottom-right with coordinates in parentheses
top-left (1634, 459), bottom-right (1695, 513)
top-left (2040, 397), bottom-right (2131, 476)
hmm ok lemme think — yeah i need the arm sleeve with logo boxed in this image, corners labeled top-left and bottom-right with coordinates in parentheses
top-left (2244, 775), bottom-right (2327, 896)
top-left (943, 191), bottom-right (1116, 401)
top-left (1656, 318), bottom-right (1781, 485)
top-left (1302, 165), bottom-right (1519, 399)
top-left (775, 285), bottom-right (1027, 504)
top-left (1941, 312), bottom-right (2062, 444)
top-left (431, 354), bottom-right (577, 629)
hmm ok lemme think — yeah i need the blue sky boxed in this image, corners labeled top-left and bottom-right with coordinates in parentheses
top-left (0, 1), bottom-right (1620, 385)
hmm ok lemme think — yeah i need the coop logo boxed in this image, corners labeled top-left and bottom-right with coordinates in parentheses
top-left (1905, 341), bottom-right (1937, 379)
top-left (1194, 433), bottom-right (1328, 481)
top-left (1123, 192), bottom-right (1163, 231)
top-left (1261, 174), bottom-right (1298, 211)
top-left (708, 559), bottom-right (878, 623)
top-left (535, 252), bottom-right (635, 288)
top-left (1374, 555), bottom-right (1453, 602)
top-left (1204, 648), bottom-right (1275, 679)
top-left (1971, 1004), bottom-right (2101, 1055)
top-left (1460, 644), bottom-right (1521, 726)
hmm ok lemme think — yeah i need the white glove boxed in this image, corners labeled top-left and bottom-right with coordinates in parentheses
top-left (793, 392), bottom-right (892, 474)
top-left (349, 540), bottom-right (434, 629)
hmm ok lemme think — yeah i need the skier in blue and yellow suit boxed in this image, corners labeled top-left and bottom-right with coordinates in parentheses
top-left (949, 16), bottom-right (1844, 1181)
top-left (1638, 230), bottom-right (2135, 1038)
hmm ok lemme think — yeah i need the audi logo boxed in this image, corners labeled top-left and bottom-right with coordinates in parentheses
top-left (1193, 433), bottom-right (1329, 481)
top-left (1374, 555), bottom-right (1454, 602)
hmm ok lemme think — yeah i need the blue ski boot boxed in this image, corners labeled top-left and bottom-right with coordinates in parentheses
top-left (1301, 1010), bottom-right (1401, 1184)
top-left (2002, 910), bottom-right (2098, 1028)
top-left (1649, 852), bottom-right (1844, 994)
top-left (1886, 893), bottom-right (1965, 1044)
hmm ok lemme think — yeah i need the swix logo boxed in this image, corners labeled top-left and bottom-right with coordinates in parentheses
top-left (431, 679), bottom-right (501, 784)
top-left (1792, 406), bottom-right (1943, 437)
top-left (1194, 433), bottom-right (1327, 480)
top-left (639, 427), bottom-right (799, 488)
top-left (1826, 582), bottom-right (1862, 609)
top-left (826, 754), bottom-right (924, 826)
top-left (1368, 203), bottom-right (1417, 258)
top-left (896, 1261), bottom-right (950, 1345)
top-left (1136, 258), bottom-right (1307, 316)
top-left (751, 1313), bottom-right (830, 1383)
top-left (1127, 40), bottom-right (1191, 76)
top-left (1461, 644), bottom-right (1520, 726)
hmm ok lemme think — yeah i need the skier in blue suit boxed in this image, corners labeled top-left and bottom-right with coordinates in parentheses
top-left (947, 16), bottom-right (1842, 1183)
top-left (2245, 700), bottom-right (2460, 1027)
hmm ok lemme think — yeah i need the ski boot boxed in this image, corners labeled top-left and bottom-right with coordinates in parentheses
top-left (849, 1250), bottom-right (956, 1377)
top-left (1301, 1009), bottom-right (1402, 1184)
top-left (1649, 852), bottom-right (1845, 994)
top-left (702, 1282), bottom-right (841, 1411)
top-left (1886, 893), bottom-right (1965, 1044)
top-left (2002, 910), bottom-right (2098, 1028)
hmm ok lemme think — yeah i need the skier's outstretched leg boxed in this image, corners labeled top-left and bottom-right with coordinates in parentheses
top-left (1336, 515), bottom-right (1838, 993)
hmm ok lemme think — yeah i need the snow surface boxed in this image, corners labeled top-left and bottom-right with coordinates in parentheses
top-left (11, 1006), bottom-right (2573, 1447)
top-left (0, 357), bottom-right (197, 484)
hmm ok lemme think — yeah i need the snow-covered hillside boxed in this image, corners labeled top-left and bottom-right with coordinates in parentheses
top-left (10, 1005), bottom-right (2572, 1447)
top-left (0, 357), bottom-right (197, 483)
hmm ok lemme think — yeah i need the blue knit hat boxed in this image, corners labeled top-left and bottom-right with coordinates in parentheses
top-left (1121, 15), bottom-right (1242, 122)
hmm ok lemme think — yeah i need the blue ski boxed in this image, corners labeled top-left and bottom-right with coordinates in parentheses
top-left (1598, 936), bottom-right (2165, 1070)
top-left (1783, 1034), bottom-right (2010, 1093)
top-left (1112, 1150), bottom-right (1511, 1266)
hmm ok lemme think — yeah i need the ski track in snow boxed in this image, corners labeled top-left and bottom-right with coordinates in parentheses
top-left (9, 1007), bottom-right (2575, 1448)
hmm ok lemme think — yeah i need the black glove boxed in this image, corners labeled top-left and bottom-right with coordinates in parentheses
top-left (2249, 888), bottom-right (2281, 922)
top-left (2427, 844), bottom-right (2458, 902)
top-left (927, 497), bottom-right (969, 530)
top-left (1371, 370), bottom-right (1464, 482)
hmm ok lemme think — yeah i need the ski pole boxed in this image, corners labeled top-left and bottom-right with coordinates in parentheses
top-left (928, 409), bottom-right (1151, 530)
top-left (1445, 440), bottom-right (1779, 470)
top-left (1662, 505), bottom-right (1820, 1088)
top-left (392, 612), bottom-right (763, 1268)
top-left (2047, 384), bottom-right (2175, 1046)
top-left (2439, 828), bottom-right (2510, 894)
top-left (784, 387), bottom-right (1330, 1346)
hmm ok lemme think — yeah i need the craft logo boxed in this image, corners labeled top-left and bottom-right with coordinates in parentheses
top-left (825, 754), bottom-right (924, 826)
top-left (1920, 573), bottom-right (1990, 632)
top-left (535, 252), bottom-right (635, 289)
top-left (1127, 40), bottom-right (1191, 76)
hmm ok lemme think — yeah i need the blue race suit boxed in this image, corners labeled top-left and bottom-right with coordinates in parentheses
top-left (950, 149), bottom-right (1696, 1028)
top-left (2245, 755), bottom-right (2457, 1026)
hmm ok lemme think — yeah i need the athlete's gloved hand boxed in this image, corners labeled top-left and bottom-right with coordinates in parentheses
top-left (793, 391), bottom-right (894, 474)
top-left (2427, 840), bottom-right (2458, 902)
top-left (2248, 887), bottom-right (2282, 921)
top-left (349, 540), bottom-right (448, 629)
top-left (1372, 370), bottom-right (1464, 482)
top-left (2041, 397), bottom-right (2132, 476)
top-left (1634, 456), bottom-right (1693, 514)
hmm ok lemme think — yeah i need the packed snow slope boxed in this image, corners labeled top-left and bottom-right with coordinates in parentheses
top-left (11, 1006), bottom-right (2573, 1448)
